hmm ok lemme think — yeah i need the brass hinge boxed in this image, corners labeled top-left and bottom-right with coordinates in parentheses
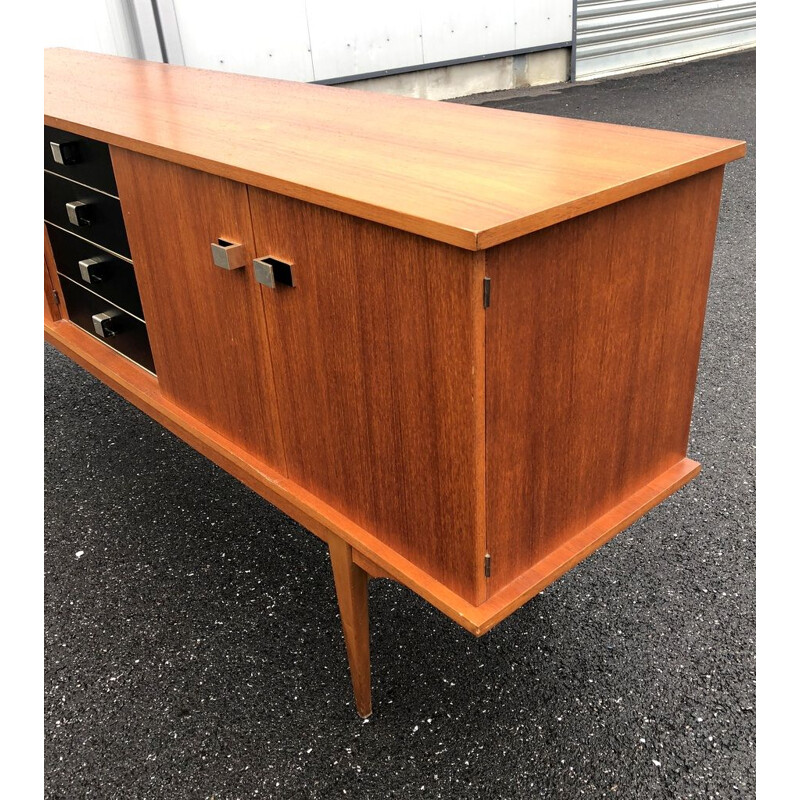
top-left (484, 553), bottom-right (491, 578)
top-left (482, 277), bottom-right (491, 308)
top-left (52, 290), bottom-right (60, 306)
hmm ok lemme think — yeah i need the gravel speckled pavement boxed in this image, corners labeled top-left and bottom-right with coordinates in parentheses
top-left (45, 50), bottom-right (755, 799)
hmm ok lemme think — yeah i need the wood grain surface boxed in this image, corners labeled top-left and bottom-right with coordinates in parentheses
top-left (475, 457), bottom-right (702, 631)
top-left (44, 49), bottom-right (745, 251)
top-left (485, 168), bottom-right (723, 592)
top-left (248, 189), bottom-right (486, 603)
top-left (45, 315), bottom-right (701, 634)
top-left (329, 537), bottom-right (372, 718)
top-left (44, 226), bottom-right (63, 323)
top-left (111, 148), bottom-right (286, 470)
top-left (352, 551), bottom-right (394, 581)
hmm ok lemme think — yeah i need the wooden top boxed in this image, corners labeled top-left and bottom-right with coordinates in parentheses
top-left (44, 48), bottom-right (745, 251)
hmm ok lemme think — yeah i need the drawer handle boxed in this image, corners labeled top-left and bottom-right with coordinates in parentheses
top-left (50, 140), bottom-right (81, 166)
top-left (66, 200), bottom-right (92, 227)
top-left (78, 256), bottom-right (109, 285)
top-left (210, 239), bottom-right (246, 270)
top-left (253, 257), bottom-right (295, 289)
top-left (92, 309), bottom-right (124, 339)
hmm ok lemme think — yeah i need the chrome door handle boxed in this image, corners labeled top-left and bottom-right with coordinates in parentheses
top-left (210, 239), bottom-right (246, 270)
top-left (253, 257), bottom-right (295, 288)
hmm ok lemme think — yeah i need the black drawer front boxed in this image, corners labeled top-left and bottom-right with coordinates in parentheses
top-left (44, 171), bottom-right (130, 259)
top-left (60, 279), bottom-right (155, 373)
top-left (46, 224), bottom-right (144, 319)
top-left (44, 126), bottom-right (118, 195)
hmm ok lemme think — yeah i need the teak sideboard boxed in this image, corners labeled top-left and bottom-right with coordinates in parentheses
top-left (44, 48), bottom-right (745, 717)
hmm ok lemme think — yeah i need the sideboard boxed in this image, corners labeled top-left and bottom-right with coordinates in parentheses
top-left (44, 48), bottom-right (745, 717)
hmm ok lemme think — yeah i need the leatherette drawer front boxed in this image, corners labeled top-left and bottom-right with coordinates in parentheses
top-left (46, 223), bottom-right (143, 319)
top-left (44, 171), bottom-right (130, 259)
top-left (60, 278), bottom-right (155, 373)
top-left (44, 126), bottom-right (118, 195)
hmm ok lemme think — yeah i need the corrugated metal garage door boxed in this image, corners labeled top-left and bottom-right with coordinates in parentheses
top-left (575, 0), bottom-right (756, 80)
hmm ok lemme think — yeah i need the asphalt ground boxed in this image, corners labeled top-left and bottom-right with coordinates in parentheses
top-left (44, 49), bottom-right (755, 799)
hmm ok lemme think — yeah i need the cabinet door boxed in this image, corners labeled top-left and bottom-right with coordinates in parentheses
top-left (248, 189), bottom-right (486, 604)
top-left (111, 150), bottom-right (285, 471)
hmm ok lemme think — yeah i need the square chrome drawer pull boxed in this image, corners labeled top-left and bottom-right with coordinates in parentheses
top-left (78, 256), bottom-right (109, 285)
top-left (50, 140), bottom-right (81, 165)
top-left (91, 309), bottom-right (124, 338)
top-left (66, 200), bottom-right (92, 227)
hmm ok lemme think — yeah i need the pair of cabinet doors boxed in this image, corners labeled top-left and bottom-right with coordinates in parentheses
top-left (111, 150), bottom-right (486, 604)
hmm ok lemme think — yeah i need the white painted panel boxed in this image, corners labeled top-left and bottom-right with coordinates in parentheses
top-left (420, 1), bottom-right (572, 65)
top-left (44, 0), bottom-right (138, 57)
top-left (306, 1), bottom-right (425, 81)
top-left (514, 0), bottom-right (575, 48)
top-left (153, 0), bottom-right (186, 64)
top-left (171, 0), bottom-right (314, 81)
top-left (421, 0), bottom-right (517, 63)
top-left (130, 0), bottom-right (165, 61)
top-left (165, 0), bottom-right (573, 83)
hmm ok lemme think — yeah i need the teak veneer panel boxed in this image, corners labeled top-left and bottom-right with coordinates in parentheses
top-left (44, 226), bottom-right (62, 323)
top-left (111, 149), bottom-right (285, 470)
top-left (485, 169), bottom-right (723, 592)
top-left (247, 190), bottom-right (486, 603)
top-left (45, 314), bottom-right (701, 635)
top-left (329, 537), bottom-right (372, 718)
top-left (44, 49), bottom-right (745, 250)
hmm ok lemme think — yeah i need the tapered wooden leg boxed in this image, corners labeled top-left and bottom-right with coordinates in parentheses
top-left (328, 536), bottom-right (372, 718)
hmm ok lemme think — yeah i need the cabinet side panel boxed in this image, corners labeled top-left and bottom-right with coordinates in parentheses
top-left (44, 226), bottom-right (63, 323)
top-left (249, 190), bottom-right (485, 603)
top-left (486, 168), bottom-right (724, 593)
top-left (111, 149), bottom-right (286, 471)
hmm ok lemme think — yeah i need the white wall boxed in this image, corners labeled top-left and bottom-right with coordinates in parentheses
top-left (43, 0), bottom-right (574, 83)
top-left (43, 0), bottom-right (140, 58)
top-left (169, 0), bottom-right (573, 82)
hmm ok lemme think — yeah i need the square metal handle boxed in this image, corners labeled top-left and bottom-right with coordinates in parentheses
top-left (78, 256), bottom-right (108, 284)
top-left (92, 309), bottom-right (124, 338)
top-left (66, 200), bottom-right (92, 227)
top-left (50, 140), bottom-right (81, 166)
top-left (253, 257), bottom-right (295, 289)
top-left (211, 239), bottom-right (246, 270)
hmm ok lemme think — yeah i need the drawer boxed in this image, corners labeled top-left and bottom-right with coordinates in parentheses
top-left (46, 223), bottom-right (143, 319)
top-left (60, 278), bottom-right (155, 373)
top-left (44, 171), bottom-right (130, 259)
top-left (44, 126), bottom-right (118, 195)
